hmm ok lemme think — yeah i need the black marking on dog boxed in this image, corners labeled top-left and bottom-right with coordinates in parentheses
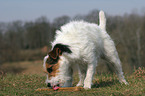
top-left (47, 83), bottom-right (51, 87)
top-left (47, 66), bottom-right (53, 73)
top-left (54, 43), bottom-right (72, 54)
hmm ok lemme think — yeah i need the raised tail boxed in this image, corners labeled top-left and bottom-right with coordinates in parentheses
top-left (99, 10), bottom-right (106, 30)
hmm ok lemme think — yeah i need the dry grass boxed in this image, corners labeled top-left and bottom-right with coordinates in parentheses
top-left (0, 61), bottom-right (43, 75)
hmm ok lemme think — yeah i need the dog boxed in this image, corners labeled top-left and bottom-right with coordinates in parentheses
top-left (43, 10), bottom-right (128, 89)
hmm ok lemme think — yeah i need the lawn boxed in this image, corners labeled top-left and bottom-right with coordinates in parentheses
top-left (0, 61), bottom-right (145, 96)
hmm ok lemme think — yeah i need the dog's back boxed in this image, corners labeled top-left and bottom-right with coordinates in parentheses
top-left (53, 18), bottom-right (108, 58)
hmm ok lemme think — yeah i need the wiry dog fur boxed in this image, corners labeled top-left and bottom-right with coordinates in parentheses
top-left (43, 10), bottom-right (128, 89)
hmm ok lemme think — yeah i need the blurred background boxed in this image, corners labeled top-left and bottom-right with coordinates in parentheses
top-left (0, 0), bottom-right (145, 74)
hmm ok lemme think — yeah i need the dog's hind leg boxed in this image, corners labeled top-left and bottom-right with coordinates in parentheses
top-left (102, 37), bottom-right (128, 85)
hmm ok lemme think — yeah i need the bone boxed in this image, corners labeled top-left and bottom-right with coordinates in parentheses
top-left (36, 87), bottom-right (83, 91)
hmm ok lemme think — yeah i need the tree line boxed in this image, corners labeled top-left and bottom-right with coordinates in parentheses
top-left (0, 10), bottom-right (145, 73)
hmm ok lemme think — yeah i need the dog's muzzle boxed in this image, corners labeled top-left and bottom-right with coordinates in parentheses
top-left (47, 83), bottom-right (60, 90)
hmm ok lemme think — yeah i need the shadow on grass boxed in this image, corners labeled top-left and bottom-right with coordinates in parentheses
top-left (92, 79), bottom-right (118, 88)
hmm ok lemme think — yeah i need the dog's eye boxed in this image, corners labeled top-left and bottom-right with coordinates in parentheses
top-left (47, 58), bottom-right (57, 64)
top-left (47, 67), bottom-right (53, 73)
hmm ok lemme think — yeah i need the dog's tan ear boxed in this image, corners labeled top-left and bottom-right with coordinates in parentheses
top-left (49, 48), bottom-right (61, 59)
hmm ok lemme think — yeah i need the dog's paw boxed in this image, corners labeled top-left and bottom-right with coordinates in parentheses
top-left (83, 84), bottom-right (91, 90)
top-left (83, 86), bottom-right (91, 90)
top-left (76, 83), bottom-right (83, 87)
top-left (119, 79), bottom-right (129, 85)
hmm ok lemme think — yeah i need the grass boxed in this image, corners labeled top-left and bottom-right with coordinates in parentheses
top-left (0, 61), bottom-right (145, 96)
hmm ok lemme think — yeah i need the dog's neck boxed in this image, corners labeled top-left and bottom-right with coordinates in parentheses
top-left (58, 56), bottom-right (73, 87)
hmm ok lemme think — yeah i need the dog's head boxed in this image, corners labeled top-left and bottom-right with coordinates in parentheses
top-left (43, 43), bottom-right (72, 88)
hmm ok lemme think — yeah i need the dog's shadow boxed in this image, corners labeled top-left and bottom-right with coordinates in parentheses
top-left (92, 79), bottom-right (118, 88)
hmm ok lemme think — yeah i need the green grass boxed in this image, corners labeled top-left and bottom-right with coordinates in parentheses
top-left (0, 67), bottom-right (145, 96)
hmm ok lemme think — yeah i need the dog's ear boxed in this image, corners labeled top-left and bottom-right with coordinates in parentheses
top-left (54, 44), bottom-right (72, 54)
top-left (48, 43), bottom-right (72, 60)
top-left (48, 48), bottom-right (61, 59)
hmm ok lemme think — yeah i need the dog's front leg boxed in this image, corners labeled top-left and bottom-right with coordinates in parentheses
top-left (62, 67), bottom-right (73, 87)
top-left (84, 63), bottom-right (96, 89)
top-left (76, 65), bottom-right (86, 87)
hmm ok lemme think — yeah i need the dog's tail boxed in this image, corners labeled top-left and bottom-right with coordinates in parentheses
top-left (99, 10), bottom-right (106, 30)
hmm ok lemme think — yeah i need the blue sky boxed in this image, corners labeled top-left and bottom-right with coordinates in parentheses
top-left (0, 0), bottom-right (145, 22)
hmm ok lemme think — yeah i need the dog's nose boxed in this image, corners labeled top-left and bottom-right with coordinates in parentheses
top-left (47, 83), bottom-right (51, 87)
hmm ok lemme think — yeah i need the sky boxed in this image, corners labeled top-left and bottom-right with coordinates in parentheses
top-left (0, 0), bottom-right (145, 22)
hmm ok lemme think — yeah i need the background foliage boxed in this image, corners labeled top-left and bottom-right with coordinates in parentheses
top-left (0, 10), bottom-right (145, 73)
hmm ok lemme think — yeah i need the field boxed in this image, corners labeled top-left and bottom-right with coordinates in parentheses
top-left (0, 61), bottom-right (145, 96)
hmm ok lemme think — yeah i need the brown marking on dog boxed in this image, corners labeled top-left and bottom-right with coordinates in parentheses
top-left (49, 48), bottom-right (61, 60)
top-left (44, 60), bottom-right (60, 78)
top-left (48, 60), bottom-right (60, 78)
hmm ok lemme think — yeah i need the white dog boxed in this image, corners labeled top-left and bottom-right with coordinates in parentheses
top-left (43, 10), bottom-right (128, 89)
